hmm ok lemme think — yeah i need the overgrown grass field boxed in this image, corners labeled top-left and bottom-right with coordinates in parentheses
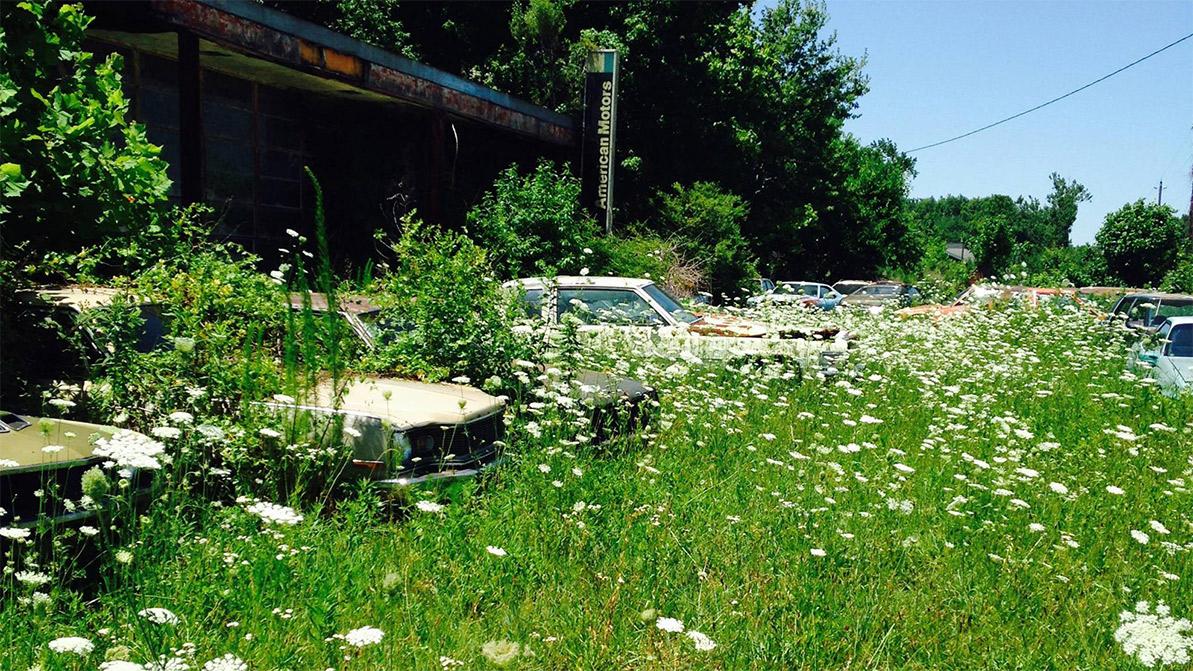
top-left (6, 301), bottom-right (1193, 669)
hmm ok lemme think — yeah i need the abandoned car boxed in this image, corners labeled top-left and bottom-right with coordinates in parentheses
top-left (507, 276), bottom-right (851, 369)
top-left (290, 292), bottom-right (656, 443)
top-left (0, 412), bottom-right (157, 528)
top-left (1131, 316), bottom-right (1193, 392)
top-left (839, 282), bottom-right (922, 309)
top-left (1107, 292), bottom-right (1193, 332)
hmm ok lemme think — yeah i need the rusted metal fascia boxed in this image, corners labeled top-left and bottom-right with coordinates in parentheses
top-left (142, 0), bottom-right (575, 144)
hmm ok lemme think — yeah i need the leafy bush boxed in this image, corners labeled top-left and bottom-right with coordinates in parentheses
top-left (1162, 252), bottom-right (1193, 294)
top-left (466, 160), bottom-right (601, 279)
top-left (1096, 200), bottom-right (1184, 287)
top-left (654, 182), bottom-right (756, 302)
top-left (0, 1), bottom-right (171, 260)
top-left (369, 216), bottom-right (531, 382)
top-left (603, 233), bottom-right (702, 298)
top-left (1026, 245), bottom-right (1109, 287)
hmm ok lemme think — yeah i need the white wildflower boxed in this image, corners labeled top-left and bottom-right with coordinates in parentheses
top-left (1115, 601), bottom-right (1192, 667)
top-left (656, 617), bottom-right (685, 633)
top-left (138, 607), bottom-right (180, 625)
top-left (202, 654), bottom-right (248, 671)
top-left (244, 501), bottom-right (303, 526)
top-left (340, 626), bottom-right (384, 648)
top-left (93, 430), bottom-right (165, 471)
top-left (486, 545), bottom-right (508, 557)
top-left (48, 636), bottom-right (94, 655)
top-left (415, 500), bottom-right (445, 513)
top-left (686, 630), bottom-right (717, 651)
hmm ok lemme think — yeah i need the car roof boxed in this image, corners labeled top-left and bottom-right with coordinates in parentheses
top-left (510, 276), bottom-right (655, 290)
top-left (1121, 292), bottom-right (1193, 302)
top-left (1162, 316), bottom-right (1193, 326)
top-left (779, 280), bottom-right (830, 286)
top-left (289, 292), bottom-right (380, 315)
top-left (16, 285), bottom-right (134, 310)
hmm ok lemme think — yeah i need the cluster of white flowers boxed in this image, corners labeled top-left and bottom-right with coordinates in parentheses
top-left (93, 429), bottom-right (166, 472)
top-left (48, 635), bottom-right (95, 655)
top-left (339, 625), bottom-right (385, 648)
top-left (651, 614), bottom-right (717, 652)
top-left (138, 607), bottom-right (180, 625)
top-left (415, 500), bottom-right (445, 513)
top-left (1115, 601), bottom-right (1192, 667)
top-left (202, 654), bottom-right (247, 671)
top-left (244, 501), bottom-right (304, 526)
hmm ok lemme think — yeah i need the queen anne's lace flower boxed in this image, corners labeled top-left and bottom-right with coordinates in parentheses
top-left (415, 500), bottom-right (445, 513)
top-left (48, 636), bottom-right (94, 655)
top-left (202, 654), bottom-right (247, 671)
top-left (656, 617), bottom-right (685, 633)
top-left (138, 607), bottom-right (180, 625)
top-left (686, 630), bottom-right (718, 651)
top-left (480, 640), bottom-right (521, 666)
top-left (340, 626), bottom-right (385, 647)
top-left (1115, 601), bottom-right (1193, 667)
top-left (93, 430), bottom-right (165, 471)
top-left (244, 501), bottom-right (303, 526)
top-left (0, 527), bottom-right (31, 540)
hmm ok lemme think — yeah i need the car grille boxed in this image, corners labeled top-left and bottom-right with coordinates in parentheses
top-left (401, 411), bottom-right (505, 477)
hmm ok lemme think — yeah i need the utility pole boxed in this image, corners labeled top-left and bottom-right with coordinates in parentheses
top-left (1157, 179), bottom-right (1164, 206)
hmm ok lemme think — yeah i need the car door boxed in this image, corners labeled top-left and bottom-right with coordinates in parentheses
top-left (1156, 323), bottom-right (1193, 390)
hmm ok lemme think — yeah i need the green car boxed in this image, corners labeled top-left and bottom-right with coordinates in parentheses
top-left (0, 411), bottom-right (156, 529)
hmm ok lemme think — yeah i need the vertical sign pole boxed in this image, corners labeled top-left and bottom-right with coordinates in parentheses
top-left (580, 50), bottom-right (619, 235)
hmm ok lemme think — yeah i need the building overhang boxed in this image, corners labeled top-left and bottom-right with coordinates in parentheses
top-left (86, 0), bottom-right (576, 146)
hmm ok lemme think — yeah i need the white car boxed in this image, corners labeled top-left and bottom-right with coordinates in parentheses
top-left (507, 276), bottom-right (850, 368)
top-left (1133, 316), bottom-right (1193, 391)
top-left (754, 281), bottom-right (842, 307)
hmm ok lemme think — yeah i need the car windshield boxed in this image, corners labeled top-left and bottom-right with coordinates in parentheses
top-left (355, 310), bottom-right (409, 345)
top-left (642, 284), bottom-right (701, 324)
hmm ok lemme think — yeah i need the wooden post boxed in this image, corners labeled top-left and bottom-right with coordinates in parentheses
top-left (178, 30), bottom-right (202, 205)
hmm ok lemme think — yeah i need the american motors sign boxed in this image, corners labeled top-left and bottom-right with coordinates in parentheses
top-left (581, 50), bottom-right (619, 234)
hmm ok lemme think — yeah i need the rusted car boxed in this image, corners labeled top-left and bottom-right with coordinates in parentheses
top-left (507, 276), bottom-right (851, 370)
top-left (895, 285), bottom-right (1090, 319)
top-left (291, 293), bottom-right (657, 443)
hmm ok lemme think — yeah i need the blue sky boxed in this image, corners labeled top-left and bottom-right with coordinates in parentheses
top-left (809, 0), bottom-right (1192, 244)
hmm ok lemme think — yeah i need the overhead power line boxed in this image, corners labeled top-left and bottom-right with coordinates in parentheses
top-left (907, 31), bottom-right (1193, 153)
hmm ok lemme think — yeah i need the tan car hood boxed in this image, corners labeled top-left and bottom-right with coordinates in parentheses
top-left (311, 377), bottom-right (504, 430)
top-left (0, 416), bottom-right (114, 471)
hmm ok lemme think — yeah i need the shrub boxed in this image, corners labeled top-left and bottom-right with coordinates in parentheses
top-left (602, 233), bottom-right (702, 298)
top-left (1096, 200), bottom-right (1184, 287)
top-left (368, 216), bottom-right (531, 382)
top-left (1162, 253), bottom-right (1193, 294)
top-left (654, 182), bottom-right (756, 302)
top-left (0, 1), bottom-right (171, 261)
top-left (466, 160), bottom-right (601, 279)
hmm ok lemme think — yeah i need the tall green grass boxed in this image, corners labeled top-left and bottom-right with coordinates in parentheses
top-left (5, 299), bottom-right (1193, 669)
